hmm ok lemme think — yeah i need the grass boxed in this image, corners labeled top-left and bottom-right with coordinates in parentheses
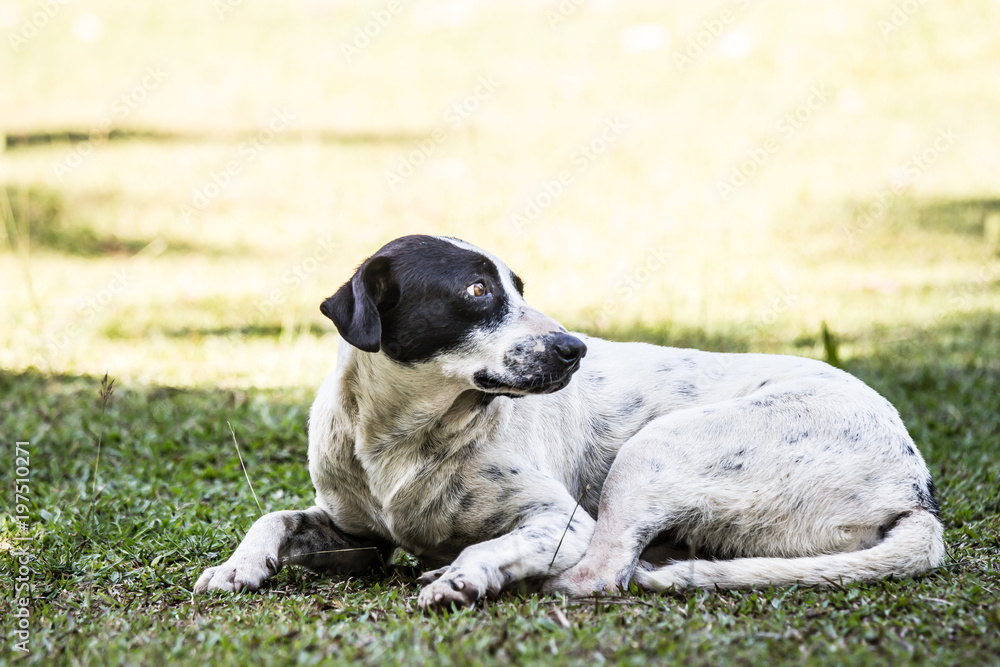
top-left (1, 0), bottom-right (999, 664)
top-left (0, 319), bottom-right (998, 665)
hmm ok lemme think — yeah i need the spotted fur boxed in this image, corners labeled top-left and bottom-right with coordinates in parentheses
top-left (195, 235), bottom-right (944, 608)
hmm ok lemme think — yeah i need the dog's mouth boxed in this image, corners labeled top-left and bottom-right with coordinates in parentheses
top-left (472, 361), bottom-right (581, 396)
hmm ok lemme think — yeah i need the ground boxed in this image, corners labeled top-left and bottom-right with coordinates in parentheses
top-left (1, 1), bottom-right (999, 664)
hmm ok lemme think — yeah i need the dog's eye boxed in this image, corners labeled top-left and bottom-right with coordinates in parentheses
top-left (467, 282), bottom-right (487, 297)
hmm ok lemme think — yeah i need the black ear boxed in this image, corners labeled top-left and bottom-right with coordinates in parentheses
top-left (320, 255), bottom-right (396, 353)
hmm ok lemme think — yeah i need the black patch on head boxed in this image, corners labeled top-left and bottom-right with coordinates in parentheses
top-left (915, 479), bottom-right (941, 517)
top-left (511, 273), bottom-right (525, 295)
top-left (320, 235), bottom-right (512, 362)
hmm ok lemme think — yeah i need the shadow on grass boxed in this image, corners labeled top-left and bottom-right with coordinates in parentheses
top-left (916, 198), bottom-right (1000, 238)
top-left (3, 127), bottom-right (428, 150)
top-left (2, 184), bottom-right (203, 257)
top-left (840, 194), bottom-right (1000, 248)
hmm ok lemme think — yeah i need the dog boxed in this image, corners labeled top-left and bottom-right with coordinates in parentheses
top-left (195, 234), bottom-right (944, 608)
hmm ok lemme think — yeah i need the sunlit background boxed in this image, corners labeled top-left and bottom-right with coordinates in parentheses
top-left (2, 0), bottom-right (998, 388)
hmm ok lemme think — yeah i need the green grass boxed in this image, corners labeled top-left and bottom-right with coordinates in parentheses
top-left (1, 318), bottom-right (998, 665)
top-left (2, 0), bottom-right (1000, 664)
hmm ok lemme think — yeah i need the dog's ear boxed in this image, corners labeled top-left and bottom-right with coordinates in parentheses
top-left (320, 255), bottom-right (398, 353)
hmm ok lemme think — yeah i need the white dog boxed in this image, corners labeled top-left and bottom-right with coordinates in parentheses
top-left (195, 235), bottom-right (944, 609)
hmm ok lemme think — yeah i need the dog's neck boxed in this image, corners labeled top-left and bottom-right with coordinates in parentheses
top-left (336, 343), bottom-right (502, 460)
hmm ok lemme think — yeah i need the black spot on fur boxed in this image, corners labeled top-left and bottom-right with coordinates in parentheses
top-left (675, 382), bottom-right (698, 400)
top-left (480, 511), bottom-right (510, 538)
top-left (482, 465), bottom-right (506, 482)
top-left (459, 492), bottom-right (476, 512)
top-left (513, 501), bottom-right (554, 523)
top-left (590, 417), bottom-right (614, 440)
top-left (915, 479), bottom-right (941, 516)
top-left (841, 427), bottom-right (863, 444)
top-left (621, 392), bottom-right (645, 416)
top-left (785, 430), bottom-right (810, 445)
top-left (750, 396), bottom-right (778, 409)
top-left (756, 379), bottom-right (771, 390)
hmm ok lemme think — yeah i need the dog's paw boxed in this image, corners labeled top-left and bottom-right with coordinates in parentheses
top-left (416, 566), bottom-right (449, 586)
top-left (543, 564), bottom-right (614, 597)
top-left (193, 553), bottom-right (280, 594)
top-left (542, 565), bottom-right (628, 597)
top-left (417, 568), bottom-right (487, 610)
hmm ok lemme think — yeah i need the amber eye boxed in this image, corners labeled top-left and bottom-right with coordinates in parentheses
top-left (467, 282), bottom-right (487, 297)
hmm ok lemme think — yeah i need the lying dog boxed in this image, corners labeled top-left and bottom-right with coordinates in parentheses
top-left (195, 234), bottom-right (944, 608)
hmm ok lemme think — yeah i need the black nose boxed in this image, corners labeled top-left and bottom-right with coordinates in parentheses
top-left (552, 334), bottom-right (587, 365)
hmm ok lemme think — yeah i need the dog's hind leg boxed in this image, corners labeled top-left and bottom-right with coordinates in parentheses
top-left (194, 506), bottom-right (392, 593)
top-left (634, 509), bottom-right (944, 590)
top-left (546, 394), bottom-right (943, 595)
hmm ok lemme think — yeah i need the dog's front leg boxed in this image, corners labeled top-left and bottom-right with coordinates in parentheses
top-left (195, 506), bottom-right (390, 593)
top-left (417, 509), bottom-right (596, 610)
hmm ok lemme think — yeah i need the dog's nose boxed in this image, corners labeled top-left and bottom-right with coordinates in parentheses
top-left (553, 334), bottom-right (587, 365)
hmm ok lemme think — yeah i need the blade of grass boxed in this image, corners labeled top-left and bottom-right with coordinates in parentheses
top-left (228, 421), bottom-right (263, 517)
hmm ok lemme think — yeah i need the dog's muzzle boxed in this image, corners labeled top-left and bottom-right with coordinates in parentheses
top-left (474, 332), bottom-right (587, 395)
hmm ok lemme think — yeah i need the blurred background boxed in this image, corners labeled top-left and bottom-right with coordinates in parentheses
top-left (2, 0), bottom-right (998, 389)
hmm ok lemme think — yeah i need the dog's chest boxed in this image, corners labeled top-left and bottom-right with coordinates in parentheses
top-left (323, 425), bottom-right (492, 553)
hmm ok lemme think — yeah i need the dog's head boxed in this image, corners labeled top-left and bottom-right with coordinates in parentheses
top-left (320, 235), bottom-right (586, 395)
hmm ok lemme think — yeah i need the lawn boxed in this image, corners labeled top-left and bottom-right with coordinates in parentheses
top-left (2, 0), bottom-right (999, 664)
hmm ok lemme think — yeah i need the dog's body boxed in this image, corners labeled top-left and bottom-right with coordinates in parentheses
top-left (195, 235), bottom-right (944, 608)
